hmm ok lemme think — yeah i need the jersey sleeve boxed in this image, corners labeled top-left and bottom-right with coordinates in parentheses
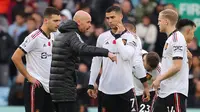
top-left (172, 33), bottom-right (186, 58)
top-left (89, 35), bottom-right (103, 86)
top-left (19, 34), bottom-right (38, 53)
top-left (115, 33), bottom-right (136, 61)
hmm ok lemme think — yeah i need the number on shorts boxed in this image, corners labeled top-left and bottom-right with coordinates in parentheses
top-left (139, 104), bottom-right (150, 112)
top-left (167, 106), bottom-right (175, 112)
top-left (130, 98), bottom-right (135, 112)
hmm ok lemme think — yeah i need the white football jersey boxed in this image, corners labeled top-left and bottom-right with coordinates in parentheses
top-left (159, 30), bottom-right (189, 98)
top-left (20, 29), bottom-right (54, 93)
top-left (133, 50), bottom-right (161, 96)
top-left (89, 30), bottom-right (138, 94)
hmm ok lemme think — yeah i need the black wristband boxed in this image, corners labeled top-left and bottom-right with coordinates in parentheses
top-left (173, 57), bottom-right (183, 60)
top-left (140, 77), bottom-right (147, 83)
top-left (88, 85), bottom-right (94, 89)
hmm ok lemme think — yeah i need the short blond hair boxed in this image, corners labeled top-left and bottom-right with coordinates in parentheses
top-left (160, 9), bottom-right (178, 25)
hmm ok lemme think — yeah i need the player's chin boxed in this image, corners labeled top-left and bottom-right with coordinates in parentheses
top-left (53, 28), bottom-right (58, 32)
top-left (159, 29), bottom-right (164, 32)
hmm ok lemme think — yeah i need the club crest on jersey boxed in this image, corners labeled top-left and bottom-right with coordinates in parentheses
top-left (164, 43), bottom-right (168, 50)
top-left (122, 39), bottom-right (127, 45)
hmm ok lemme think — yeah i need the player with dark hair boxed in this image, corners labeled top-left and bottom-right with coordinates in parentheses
top-left (12, 7), bottom-right (61, 112)
top-left (134, 50), bottom-right (161, 112)
top-left (88, 6), bottom-right (150, 112)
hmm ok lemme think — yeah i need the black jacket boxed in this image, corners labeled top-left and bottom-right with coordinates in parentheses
top-left (49, 20), bottom-right (109, 102)
top-left (0, 30), bottom-right (15, 63)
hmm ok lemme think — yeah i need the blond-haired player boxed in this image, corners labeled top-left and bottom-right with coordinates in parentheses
top-left (152, 9), bottom-right (189, 112)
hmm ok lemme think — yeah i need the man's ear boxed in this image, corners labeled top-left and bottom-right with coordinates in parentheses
top-left (186, 28), bottom-right (190, 35)
top-left (44, 18), bottom-right (48, 24)
top-left (120, 13), bottom-right (123, 20)
top-left (76, 20), bottom-right (81, 26)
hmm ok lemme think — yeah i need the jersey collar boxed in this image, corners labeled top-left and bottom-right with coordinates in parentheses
top-left (39, 27), bottom-right (51, 39)
top-left (168, 29), bottom-right (177, 37)
top-left (110, 29), bottom-right (127, 39)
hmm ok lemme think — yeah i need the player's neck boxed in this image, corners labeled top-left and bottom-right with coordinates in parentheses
top-left (41, 25), bottom-right (51, 38)
top-left (166, 26), bottom-right (176, 37)
top-left (111, 28), bottom-right (117, 34)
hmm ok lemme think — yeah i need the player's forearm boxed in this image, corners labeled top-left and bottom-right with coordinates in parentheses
top-left (158, 64), bottom-right (181, 81)
top-left (142, 81), bottom-right (149, 89)
top-left (89, 57), bottom-right (102, 86)
top-left (12, 56), bottom-right (31, 80)
top-left (116, 38), bottom-right (134, 60)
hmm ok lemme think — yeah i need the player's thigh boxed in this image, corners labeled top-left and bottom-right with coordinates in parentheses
top-left (139, 101), bottom-right (152, 112)
top-left (118, 89), bottom-right (138, 112)
top-left (152, 97), bottom-right (167, 112)
top-left (98, 91), bottom-right (106, 112)
top-left (34, 85), bottom-right (45, 112)
top-left (101, 93), bottom-right (117, 112)
top-left (137, 93), bottom-right (154, 112)
top-left (165, 93), bottom-right (186, 112)
top-left (43, 92), bottom-right (55, 112)
top-left (24, 79), bottom-right (31, 112)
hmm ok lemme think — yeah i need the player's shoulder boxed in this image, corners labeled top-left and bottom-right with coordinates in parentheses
top-left (97, 30), bottom-right (111, 42)
top-left (122, 30), bottom-right (137, 41)
top-left (27, 29), bottom-right (42, 40)
top-left (169, 31), bottom-right (185, 43)
top-left (99, 30), bottom-right (110, 37)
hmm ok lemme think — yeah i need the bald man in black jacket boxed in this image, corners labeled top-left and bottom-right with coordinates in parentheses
top-left (49, 10), bottom-right (116, 112)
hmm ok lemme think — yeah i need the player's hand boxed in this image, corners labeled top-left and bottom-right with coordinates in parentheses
top-left (115, 23), bottom-right (125, 34)
top-left (27, 76), bottom-right (41, 88)
top-left (142, 88), bottom-right (150, 102)
top-left (152, 78), bottom-right (161, 90)
top-left (87, 89), bottom-right (98, 99)
top-left (108, 52), bottom-right (117, 63)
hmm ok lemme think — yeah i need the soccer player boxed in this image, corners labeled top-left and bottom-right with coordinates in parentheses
top-left (124, 21), bottom-right (159, 112)
top-left (11, 7), bottom-right (61, 112)
top-left (176, 19), bottom-right (196, 68)
top-left (133, 50), bottom-right (160, 112)
top-left (152, 9), bottom-right (190, 112)
top-left (88, 6), bottom-right (149, 112)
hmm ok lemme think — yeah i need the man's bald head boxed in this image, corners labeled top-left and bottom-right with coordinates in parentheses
top-left (73, 10), bottom-right (91, 22)
top-left (73, 10), bottom-right (92, 33)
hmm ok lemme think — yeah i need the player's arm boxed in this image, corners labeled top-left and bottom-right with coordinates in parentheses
top-left (87, 35), bottom-right (103, 98)
top-left (115, 37), bottom-right (135, 61)
top-left (12, 48), bottom-right (33, 81)
top-left (134, 62), bottom-right (150, 101)
top-left (153, 36), bottom-right (185, 89)
top-left (11, 36), bottom-right (40, 86)
top-left (158, 59), bottom-right (182, 81)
